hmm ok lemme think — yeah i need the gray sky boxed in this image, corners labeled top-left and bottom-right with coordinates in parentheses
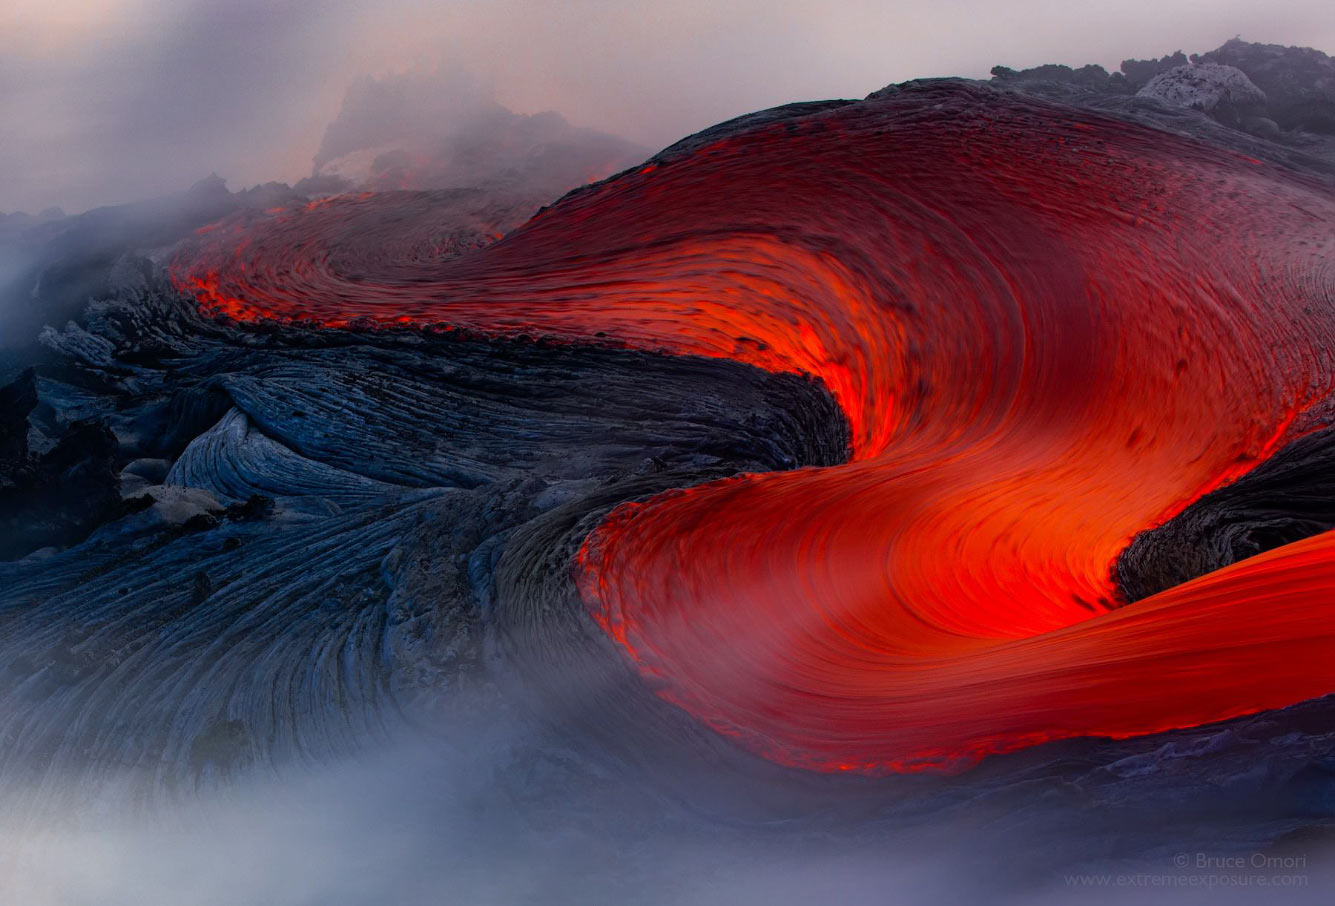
top-left (3, 0), bottom-right (1333, 213)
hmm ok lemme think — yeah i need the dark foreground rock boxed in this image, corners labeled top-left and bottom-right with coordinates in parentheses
top-left (0, 368), bottom-right (122, 559)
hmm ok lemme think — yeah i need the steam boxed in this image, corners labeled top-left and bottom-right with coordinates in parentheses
top-left (303, 68), bottom-right (648, 197)
top-left (0, 213), bottom-right (49, 349)
top-left (0, 709), bottom-right (957, 906)
top-left (4, 719), bottom-right (1331, 906)
top-left (4, 0), bottom-right (1334, 213)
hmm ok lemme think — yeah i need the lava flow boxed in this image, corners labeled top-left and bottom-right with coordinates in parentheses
top-left (172, 82), bottom-right (1335, 773)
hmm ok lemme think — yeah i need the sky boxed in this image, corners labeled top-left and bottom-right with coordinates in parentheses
top-left (2, 0), bottom-right (1333, 214)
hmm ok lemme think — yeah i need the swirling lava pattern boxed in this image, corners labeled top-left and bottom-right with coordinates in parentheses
top-left (173, 84), bottom-right (1335, 773)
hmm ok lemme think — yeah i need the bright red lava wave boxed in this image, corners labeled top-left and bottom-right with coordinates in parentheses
top-left (173, 85), bottom-right (1335, 773)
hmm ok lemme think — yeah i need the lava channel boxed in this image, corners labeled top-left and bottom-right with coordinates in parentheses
top-left (173, 81), bottom-right (1335, 773)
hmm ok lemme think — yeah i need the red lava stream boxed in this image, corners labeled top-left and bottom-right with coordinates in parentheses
top-left (173, 85), bottom-right (1335, 772)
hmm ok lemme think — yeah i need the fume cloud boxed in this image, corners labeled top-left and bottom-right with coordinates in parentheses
top-left (4, 0), bottom-right (1334, 214)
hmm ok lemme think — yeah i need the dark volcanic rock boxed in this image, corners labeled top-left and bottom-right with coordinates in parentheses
top-left (0, 368), bottom-right (38, 482)
top-left (0, 273), bottom-right (851, 787)
top-left (1195, 39), bottom-right (1335, 134)
top-left (989, 62), bottom-right (1121, 94)
top-left (1119, 50), bottom-right (1191, 90)
top-left (0, 368), bottom-right (123, 559)
top-left (1117, 425), bottom-right (1335, 603)
top-left (992, 39), bottom-right (1335, 169)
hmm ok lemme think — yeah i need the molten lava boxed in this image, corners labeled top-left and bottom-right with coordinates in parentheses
top-left (172, 83), bottom-right (1335, 773)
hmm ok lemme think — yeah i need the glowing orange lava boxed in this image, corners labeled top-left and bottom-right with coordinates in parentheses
top-left (173, 84), bottom-right (1335, 772)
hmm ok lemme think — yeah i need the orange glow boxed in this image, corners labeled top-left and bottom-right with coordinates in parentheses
top-left (171, 87), bottom-right (1335, 773)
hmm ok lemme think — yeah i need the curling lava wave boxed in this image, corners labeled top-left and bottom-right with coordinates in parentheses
top-left (172, 82), bottom-right (1335, 773)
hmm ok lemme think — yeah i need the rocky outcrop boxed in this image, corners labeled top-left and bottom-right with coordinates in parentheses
top-left (1195, 39), bottom-right (1335, 134)
top-left (1119, 50), bottom-right (1191, 90)
top-left (989, 62), bottom-right (1126, 96)
top-left (1136, 62), bottom-right (1266, 126)
top-left (991, 39), bottom-right (1335, 168)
